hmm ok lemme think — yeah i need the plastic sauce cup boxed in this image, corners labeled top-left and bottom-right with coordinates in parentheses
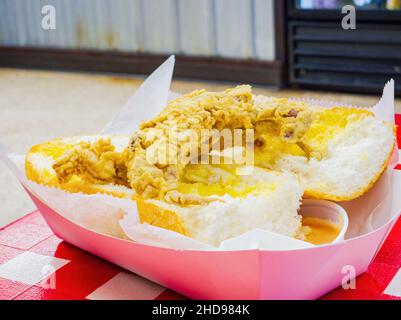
top-left (299, 199), bottom-right (349, 244)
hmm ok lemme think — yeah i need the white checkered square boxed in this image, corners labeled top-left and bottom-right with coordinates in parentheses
top-left (86, 272), bottom-right (165, 300)
top-left (384, 267), bottom-right (401, 297)
top-left (0, 251), bottom-right (69, 285)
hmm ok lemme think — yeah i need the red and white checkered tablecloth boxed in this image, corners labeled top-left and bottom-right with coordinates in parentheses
top-left (0, 115), bottom-right (400, 300)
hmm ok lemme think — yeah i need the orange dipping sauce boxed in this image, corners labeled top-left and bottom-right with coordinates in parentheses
top-left (302, 217), bottom-right (342, 245)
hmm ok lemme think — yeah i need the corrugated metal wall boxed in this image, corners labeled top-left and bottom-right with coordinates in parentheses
top-left (0, 0), bottom-right (275, 61)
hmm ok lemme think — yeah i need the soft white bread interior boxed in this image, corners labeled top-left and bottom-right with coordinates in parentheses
top-left (137, 166), bottom-right (304, 246)
top-left (276, 115), bottom-right (395, 200)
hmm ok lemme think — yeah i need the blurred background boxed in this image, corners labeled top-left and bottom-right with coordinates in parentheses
top-left (1, 0), bottom-right (401, 226)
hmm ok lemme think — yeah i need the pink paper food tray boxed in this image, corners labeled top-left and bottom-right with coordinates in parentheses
top-left (28, 186), bottom-right (400, 300)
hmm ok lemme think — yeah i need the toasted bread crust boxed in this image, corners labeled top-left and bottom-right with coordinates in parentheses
top-left (135, 197), bottom-right (189, 236)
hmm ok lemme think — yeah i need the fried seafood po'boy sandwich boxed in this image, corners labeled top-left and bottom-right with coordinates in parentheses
top-left (25, 85), bottom-right (396, 246)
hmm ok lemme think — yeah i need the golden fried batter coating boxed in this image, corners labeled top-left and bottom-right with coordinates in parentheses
top-left (53, 138), bottom-right (129, 187)
top-left (126, 85), bottom-right (315, 203)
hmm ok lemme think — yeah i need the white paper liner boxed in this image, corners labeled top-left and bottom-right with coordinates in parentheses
top-left (0, 57), bottom-right (400, 251)
top-left (101, 56), bottom-right (176, 135)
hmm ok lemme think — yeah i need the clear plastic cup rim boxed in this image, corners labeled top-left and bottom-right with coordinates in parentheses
top-left (299, 199), bottom-right (349, 244)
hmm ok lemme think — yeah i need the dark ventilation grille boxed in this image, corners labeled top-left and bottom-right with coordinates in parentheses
top-left (288, 21), bottom-right (401, 95)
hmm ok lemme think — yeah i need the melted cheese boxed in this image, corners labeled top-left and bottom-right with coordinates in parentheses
top-left (302, 107), bottom-right (372, 158)
top-left (177, 164), bottom-right (277, 198)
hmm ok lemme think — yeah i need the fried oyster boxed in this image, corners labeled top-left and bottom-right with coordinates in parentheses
top-left (126, 85), bottom-right (316, 203)
top-left (26, 136), bottom-right (133, 199)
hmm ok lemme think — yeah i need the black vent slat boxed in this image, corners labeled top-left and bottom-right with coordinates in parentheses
top-left (292, 76), bottom-right (401, 91)
top-left (294, 47), bottom-right (401, 59)
top-left (293, 26), bottom-right (401, 44)
top-left (295, 63), bottom-right (401, 76)
top-left (296, 69), bottom-right (395, 83)
top-left (296, 55), bottom-right (401, 68)
top-left (294, 48), bottom-right (401, 60)
top-left (293, 34), bottom-right (401, 45)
